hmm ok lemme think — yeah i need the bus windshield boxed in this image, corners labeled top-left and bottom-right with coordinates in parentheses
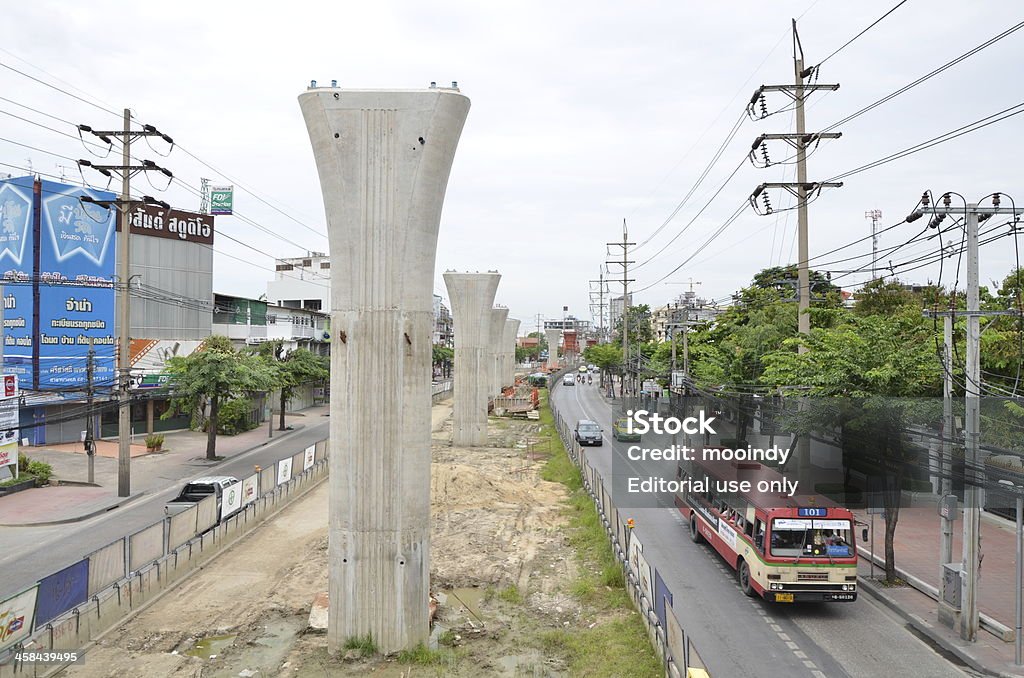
top-left (769, 518), bottom-right (852, 558)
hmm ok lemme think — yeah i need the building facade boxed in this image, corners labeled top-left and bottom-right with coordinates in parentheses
top-left (266, 253), bottom-right (331, 312)
top-left (432, 294), bottom-right (453, 347)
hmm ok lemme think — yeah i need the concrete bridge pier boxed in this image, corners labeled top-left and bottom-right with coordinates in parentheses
top-left (444, 272), bottom-right (500, 446)
top-left (488, 307), bottom-right (509, 396)
top-left (545, 328), bottom-right (561, 369)
top-left (299, 85), bottom-right (470, 655)
top-left (503, 318), bottom-right (520, 387)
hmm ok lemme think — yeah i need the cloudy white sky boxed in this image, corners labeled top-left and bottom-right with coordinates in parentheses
top-left (1, 1), bottom-right (1021, 332)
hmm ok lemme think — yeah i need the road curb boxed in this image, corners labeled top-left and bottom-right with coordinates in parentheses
top-left (858, 576), bottom-right (1022, 678)
top-left (0, 422), bottom-right (313, 527)
top-left (0, 491), bottom-right (147, 527)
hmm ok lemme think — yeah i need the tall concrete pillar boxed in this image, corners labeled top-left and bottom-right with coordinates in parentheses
top-left (299, 85), bottom-right (470, 655)
top-left (488, 306), bottom-right (509, 396)
top-left (545, 328), bottom-right (561, 369)
top-left (504, 318), bottom-right (520, 387)
top-left (444, 272), bottom-right (500, 446)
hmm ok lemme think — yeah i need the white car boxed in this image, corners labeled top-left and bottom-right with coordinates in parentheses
top-left (562, 374), bottom-right (575, 386)
top-left (165, 475), bottom-right (241, 523)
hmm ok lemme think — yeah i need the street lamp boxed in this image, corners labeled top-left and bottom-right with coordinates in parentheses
top-left (998, 478), bottom-right (1024, 666)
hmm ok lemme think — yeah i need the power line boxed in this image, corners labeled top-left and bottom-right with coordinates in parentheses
top-left (0, 49), bottom-right (327, 246)
top-left (635, 200), bottom-right (749, 293)
top-left (174, 144), bottom-right (327, 240)
top-left (825, 100), bottom-right (1024, 183)
top-left (0, 59), bottom-right (121, 119)
top-left (811, 0), bottom-right (912, 70)
top-left (633, 159), bottom-right (747, 270)
top-left (634, 111), bottom-right (747, 251)
top-left (821, 20), bottom-right (1024, 134)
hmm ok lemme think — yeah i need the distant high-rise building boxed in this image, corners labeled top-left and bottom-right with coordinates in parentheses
top-left (609, 294), bottom-right (633, 324)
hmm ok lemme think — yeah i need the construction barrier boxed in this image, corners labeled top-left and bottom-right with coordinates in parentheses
top-left (549, 375), bottom-right (710, 678)
top-left (0, 439), bottom-right (329, 676)
top-left (85, 539), bottom-right (126, 597)
top-left (128, 523), bottom-right (164, 573)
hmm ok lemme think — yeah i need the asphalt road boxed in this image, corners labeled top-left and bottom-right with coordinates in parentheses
top-left (553, 379), bottom-right (967, 678)
top-left (0, 420), bottom-right (330, 601)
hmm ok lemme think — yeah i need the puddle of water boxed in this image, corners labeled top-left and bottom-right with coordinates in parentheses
top-left (438, 587), bottom-right (487, 623)
top-left (235, 617), bottom-right (305, 671)
top-left (185, 633), bottom-right (236, 659)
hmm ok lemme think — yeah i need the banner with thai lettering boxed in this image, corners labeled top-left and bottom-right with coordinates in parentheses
top-left (37, 179), bottom-right (116, 390)
top-left (124, 203), bottom-right (215, 245)
top-left (0, 176), bottom-right (35, 385)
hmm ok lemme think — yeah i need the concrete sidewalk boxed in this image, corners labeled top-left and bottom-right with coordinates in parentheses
top-left (857, 505), bottom-right (1024, 677)
top-left (2, 405), bottom-right (329, 526)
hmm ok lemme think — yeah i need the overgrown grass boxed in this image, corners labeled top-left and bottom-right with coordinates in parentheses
top-left (341, 633), bottom-right (377, 654)
top-left (497, 584), bottom-right (524, 604)
top-left (533, 388), bottom-right (661, 677)
top-left (396, 643), bottom-right (459, 667)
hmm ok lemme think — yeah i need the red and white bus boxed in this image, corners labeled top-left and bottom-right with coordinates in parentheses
top-left (675, 456), bottom-right (858, 603)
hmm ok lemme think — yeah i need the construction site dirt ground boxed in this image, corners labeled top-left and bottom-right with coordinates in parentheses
top-left (63, 402), bottom-right (639, 677)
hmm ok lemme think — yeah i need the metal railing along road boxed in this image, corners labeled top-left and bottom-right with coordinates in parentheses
top-left (0, 439), bottom-right (330, 676)
top-left (549, 373), bottom-right (710, 678)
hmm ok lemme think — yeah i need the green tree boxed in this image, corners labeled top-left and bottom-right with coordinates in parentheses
top-left (165, 335), bottom-right (276, 459)
top-left (612, 304), bottom-right (654, 345)
top-left (259, 341), bottom-right (329, 431)
top-left (432, 344), bottom-right (454, 378)
top-left (761, 310), bottom-right (941, 583)
top-left (582, 343), bottom-right (623, 389)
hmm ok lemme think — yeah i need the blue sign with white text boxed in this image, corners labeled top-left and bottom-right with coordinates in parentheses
top-left (0, 176), bottom-right (36, 385)
top-left (36, 180), bottom-right (117, 391)
top-left (34, 559), bottom-right (89, 626)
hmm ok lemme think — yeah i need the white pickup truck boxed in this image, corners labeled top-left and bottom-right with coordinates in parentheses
top-left (164, 475), bottom-right (241, 523)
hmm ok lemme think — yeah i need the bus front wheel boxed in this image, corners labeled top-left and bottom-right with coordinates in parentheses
top-left (738, 559), bottom-right (755, 597)
top-left (689, 516), bottom-right (703, 544)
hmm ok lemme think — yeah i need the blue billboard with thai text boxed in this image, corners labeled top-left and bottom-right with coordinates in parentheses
top-left (37, 179), bottom-right (117, 391)
top-left (0, 176), bottom-right (117, 391)
top-left (0, 176), bottom-right (35, 385)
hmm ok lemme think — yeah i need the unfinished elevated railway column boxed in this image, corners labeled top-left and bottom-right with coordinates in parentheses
top-left (545, 328), bottom-right (561, 369)
top-left (444, 272), bottom-right (500, 446)
top-left (488, 306), bottom-right (509, 396)
top-left (299, 85), bottom-right (470, 655)
top-left (503, 318), bottom-right (520, 387)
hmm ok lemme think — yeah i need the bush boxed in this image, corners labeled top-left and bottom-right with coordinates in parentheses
top-left (26, 460), bottom-right (52, 486)
top-left (18, 452), bottom-right (29, 473)
top-left (217, 397), bottom-right (256, 435)
top-left (144, 433), bottom-right (165, 449)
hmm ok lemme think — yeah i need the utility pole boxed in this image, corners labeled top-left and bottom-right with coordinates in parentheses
top-left (941, 311), bottom-right (953, 567)
top-left (963, 203), bottom-right (982, 643)
top-left (908, 192), bottom-right (1023, 642)
top-left (747, 19), bottom-right (841, 353)
top-left (78, 110), bottom-right (173, 498)
top-left (865, 209), bottom-right (882, 279)
top-left (606, 220), bottom-right (634, 401)
top-left (85, 338), bottom-right (95, 484)
top-left (589, 270), bottom-right (607, 343)
top-left (923, 308), bottom-right (957, 586)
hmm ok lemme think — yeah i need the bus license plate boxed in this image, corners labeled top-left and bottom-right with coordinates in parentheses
top-left (775, 593), bottom-right (794, 603)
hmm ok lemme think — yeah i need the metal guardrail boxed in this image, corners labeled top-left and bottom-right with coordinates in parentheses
top-left (549, 374), bottom-right (709, 677)
top-left (0, 439), bottom-right (330, 676)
